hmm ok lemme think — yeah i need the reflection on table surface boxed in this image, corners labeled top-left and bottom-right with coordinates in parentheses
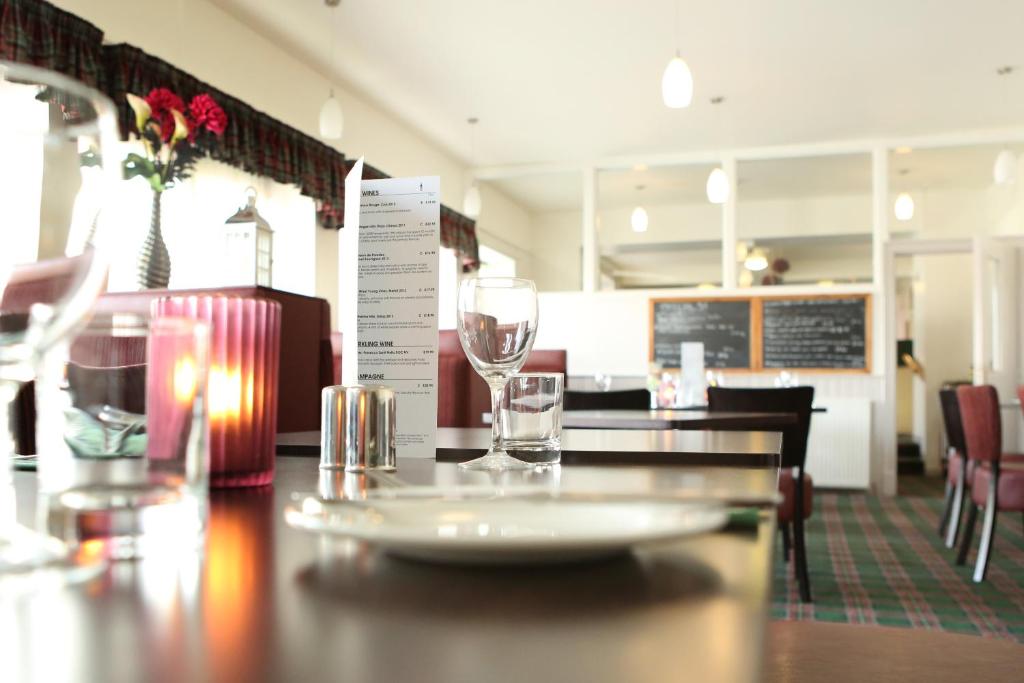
top-left (5, 456), bottom-right (777, 683)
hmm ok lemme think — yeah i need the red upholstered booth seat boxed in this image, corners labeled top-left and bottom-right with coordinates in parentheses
top-left (331, 329), bottom-right (567, 428)
top-left (95, 286), bottom-right (333, 433)
top-left (778, 470), bottom-right (813, 522)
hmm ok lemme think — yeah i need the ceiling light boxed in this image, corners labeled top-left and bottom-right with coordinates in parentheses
top-left (993, 149), bottom-right (1017, 185)
top-left (697, 282), bottom-right (716, 290)
top-left (894, 192), bottom-right (915, 221)
top-left (662, 55), bottom-right (693, 108)
top-left (735, 241), bottom-right (749, 261)
top-left (319, 90), bottom-right (343, 139)
top-left (630, 185), bottom-right (648, 232)
top-left (744, 248), bottom-right (768, 272)
top-left (463, 183), bottom-right (481, 218)
top-left (706, 167), bottom-right (729, 204)
top-left (632, 164), bottom-right (648, 172)
top-left (818, 279), bottom-right (835, 287)
top-left (894, 146), bottom-right (913, 155)
top-left (738, 270), bottom-right (754, 287)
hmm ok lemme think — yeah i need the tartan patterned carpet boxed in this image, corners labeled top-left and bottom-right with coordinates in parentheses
top-left (771, 482), bottom-right (1024, 642)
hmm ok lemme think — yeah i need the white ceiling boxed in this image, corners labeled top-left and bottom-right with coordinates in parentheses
top-left (211, 0), bottom-right (1024, 171)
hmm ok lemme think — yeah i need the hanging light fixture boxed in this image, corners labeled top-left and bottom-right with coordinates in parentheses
top-left (993, 148), bottom-right (1017, 185)
top-left (993, 67), bottom-right (1017, 186)
top-left (894, 192), bottom-right (915, 221)
top-left (743, 246), bottom-right (768, 272)
top-left (705, 98), bottom-right (728, 204)
top-left (706, 167), bottom-right (729, 204)
top-left (630, 185), bottom-right (648, 232)
top-left (893, 168), bottom-right (914, 221)
top-left (463, 117), bottom-right (482, 218)
top-left (319, 0), bottom-right (344, 140)
top-left (661, 0), bottom-right (693, 108)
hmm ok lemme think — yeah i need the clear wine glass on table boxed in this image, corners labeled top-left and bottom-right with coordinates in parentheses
top-left (0, 62), bottom-right (118, 590)
top-left (457, 278), bottom-right (539, 471)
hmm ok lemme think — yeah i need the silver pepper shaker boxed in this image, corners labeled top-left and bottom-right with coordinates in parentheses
top-left (320, 385), bottom-right (397, 472)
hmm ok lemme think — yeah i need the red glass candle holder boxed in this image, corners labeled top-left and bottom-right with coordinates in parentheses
top-left (155, 296), bottom-right (281, 487)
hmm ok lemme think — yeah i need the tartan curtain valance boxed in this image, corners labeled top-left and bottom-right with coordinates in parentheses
top-left (101, 43), bottom-right (347, 229)
top-left (1, 0), bottom-right (478, 267)
top-left (0, 0), bottom-right (104, 86)
top-left (344, 160), bottom-right (480, 271)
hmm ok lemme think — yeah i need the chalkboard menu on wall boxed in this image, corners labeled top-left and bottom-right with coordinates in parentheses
top-left (651, 299), bottom-right (752, 368)
top-left (762, 297), bottom-right (869, 370)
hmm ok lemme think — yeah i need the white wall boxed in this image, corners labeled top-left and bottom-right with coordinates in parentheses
top-left (910, 254), bottom-right (974, 473)
top-left (475, 183), bottom-right (535, 281)
top-left (531, 210), bottom-right (582, 291)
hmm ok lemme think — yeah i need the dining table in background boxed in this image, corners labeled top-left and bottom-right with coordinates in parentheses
top-left (6, 431), bottom-right (782, 683)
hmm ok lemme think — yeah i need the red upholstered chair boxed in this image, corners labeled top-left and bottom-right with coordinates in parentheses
top-left (708, 386), bottom-right (816, 603)
top-left (955, 385), bottom-right (1024, 582)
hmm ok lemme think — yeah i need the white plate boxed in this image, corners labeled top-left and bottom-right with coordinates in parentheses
top-left (284, 493), bottom-right (728, 565)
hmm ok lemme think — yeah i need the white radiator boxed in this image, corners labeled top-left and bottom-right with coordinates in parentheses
top-left (804, 398), bottom-right (872, 489)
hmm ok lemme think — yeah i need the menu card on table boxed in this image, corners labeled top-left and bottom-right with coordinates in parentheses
top-left (340, 158), bottom-right (440, 458)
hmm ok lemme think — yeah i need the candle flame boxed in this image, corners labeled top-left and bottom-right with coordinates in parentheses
top-left (173, 357), bottom-right (198, 403)
top-left (209, 367), bottom-right (243, 420)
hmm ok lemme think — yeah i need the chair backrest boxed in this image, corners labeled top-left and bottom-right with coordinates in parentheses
top-left (938, 388), bottom-right (967, 456)
top-left (956, 384), bottom-right (1002, 464)
top-left (707, 386), bottom-right (815, 470)
top-left (564, 389), bottom-right (650, 411)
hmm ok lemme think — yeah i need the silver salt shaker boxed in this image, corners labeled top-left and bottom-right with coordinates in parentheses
top-left (320, 385), bottom-right (397, 472)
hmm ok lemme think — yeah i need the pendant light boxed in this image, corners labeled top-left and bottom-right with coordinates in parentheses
top-left (993, 67), bottom-right (1017, 186)
top-left (743, 246), bottom-right (768, 272)
top-left (463, 118), bottom-right (482, 218)
top-left (661, 0), bottom-right (693, 108)
top-left (993, 149), bottom-right (1017, 185)
top-left (630, 186), bottom-right (649, 232)
top-left (894, 193), bottom-right (915, 221)
top-left (319, 0), bottom-right (344, 140)
top-left (705, 97), bottom-right (729, 204)
top-left (893, 168), bottom-right (914, 221)
top-left (706, 167), bottom-right (729, 204)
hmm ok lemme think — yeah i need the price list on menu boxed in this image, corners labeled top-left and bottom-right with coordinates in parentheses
top-left (340, 159), bottom-right (440, 458)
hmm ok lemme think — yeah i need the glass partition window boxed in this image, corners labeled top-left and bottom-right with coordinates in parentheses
top-left (736, 153), bottom-right (873, 286)
top-left (888, 143), bottom-right (1018, 240)
top-left (596, 164), bottom-right (722, 289)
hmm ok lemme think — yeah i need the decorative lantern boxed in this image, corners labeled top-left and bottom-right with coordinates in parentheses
top-left (223, 187), bottom-right (273, 287)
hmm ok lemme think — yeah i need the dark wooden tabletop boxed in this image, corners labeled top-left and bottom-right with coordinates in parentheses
top-left (559, 409), bottom-right (799, 431)
top-left (8, 452), bottom-right (780, 683)
top-left (277, 426), bottom-right (785, 468)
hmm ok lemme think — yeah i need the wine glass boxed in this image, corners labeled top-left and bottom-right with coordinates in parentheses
top-left (457, 278), bottom-right (538, 471)
top-left (0, 62), bottom-right (119, 590)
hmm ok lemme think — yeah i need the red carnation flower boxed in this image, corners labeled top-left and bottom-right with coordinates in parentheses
top-left (145, 88), bottom-right (186, 142)
top-left (188, 94), bottom-right (228, 138)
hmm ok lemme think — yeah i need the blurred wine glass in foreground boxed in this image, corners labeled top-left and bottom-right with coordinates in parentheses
top-left (0, 61), bottom-right (118, 591)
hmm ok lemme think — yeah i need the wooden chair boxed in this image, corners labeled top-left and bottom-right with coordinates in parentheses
top-left (955, 385), bottom-right (1024, 582)
top-left (708, 386), bottom-right (816, 602)
top-left (564, 388), bottom-right (650, 411)
top-left (937, 388), bottom-right (970, 546)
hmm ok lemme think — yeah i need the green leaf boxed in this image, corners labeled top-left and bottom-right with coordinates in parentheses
top-left (123, 153), bottom-right (165, 192)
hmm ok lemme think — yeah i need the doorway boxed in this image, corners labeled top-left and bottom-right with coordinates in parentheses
top-left (892, 252), bottom-right (973, 495)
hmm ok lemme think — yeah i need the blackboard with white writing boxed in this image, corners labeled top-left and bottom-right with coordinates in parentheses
top-left (762, 297), bottom-right (867, 369)
top-left (651, 300), bottom-right (751, 368)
